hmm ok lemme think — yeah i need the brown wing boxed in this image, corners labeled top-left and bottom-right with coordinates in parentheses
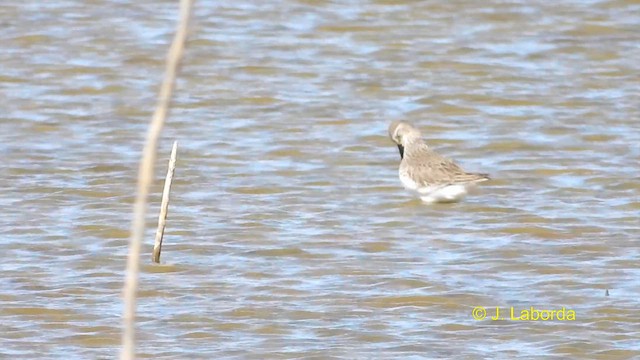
top-left (403, 143), bottom-right (489, 187)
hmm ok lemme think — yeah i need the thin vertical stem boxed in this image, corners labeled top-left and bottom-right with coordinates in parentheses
top-left (152, 141), bottom-right (178, 263)
top-left (120, 0), bottom-right (194, 359)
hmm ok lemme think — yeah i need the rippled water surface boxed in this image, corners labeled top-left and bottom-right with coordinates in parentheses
top-left (2, 0), bottom-right (639, 359)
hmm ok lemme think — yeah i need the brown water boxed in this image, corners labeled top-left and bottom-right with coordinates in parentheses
top-left (1, 0), bottom-right (639, 359)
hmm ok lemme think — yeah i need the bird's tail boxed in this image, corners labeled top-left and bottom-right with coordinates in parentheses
top-left (455, 172), bottom-right (490, 184)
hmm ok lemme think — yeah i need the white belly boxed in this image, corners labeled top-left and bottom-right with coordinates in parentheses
top-left (399, 171), bottom-right (469, 203)
top-left (419, 184), bottom-right (469, 203)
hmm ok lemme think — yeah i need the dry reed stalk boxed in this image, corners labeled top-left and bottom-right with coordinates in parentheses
top-left (120, 0), bottom-right (194, 359)
top-left (152, 141), bottom-right (178, 263)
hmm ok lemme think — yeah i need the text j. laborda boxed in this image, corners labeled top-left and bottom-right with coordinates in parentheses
top-left (472, 306), bottom-right (576, 321)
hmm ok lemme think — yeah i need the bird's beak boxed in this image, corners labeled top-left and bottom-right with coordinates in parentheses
top-left (397, 144), bottom-right (404, 159)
